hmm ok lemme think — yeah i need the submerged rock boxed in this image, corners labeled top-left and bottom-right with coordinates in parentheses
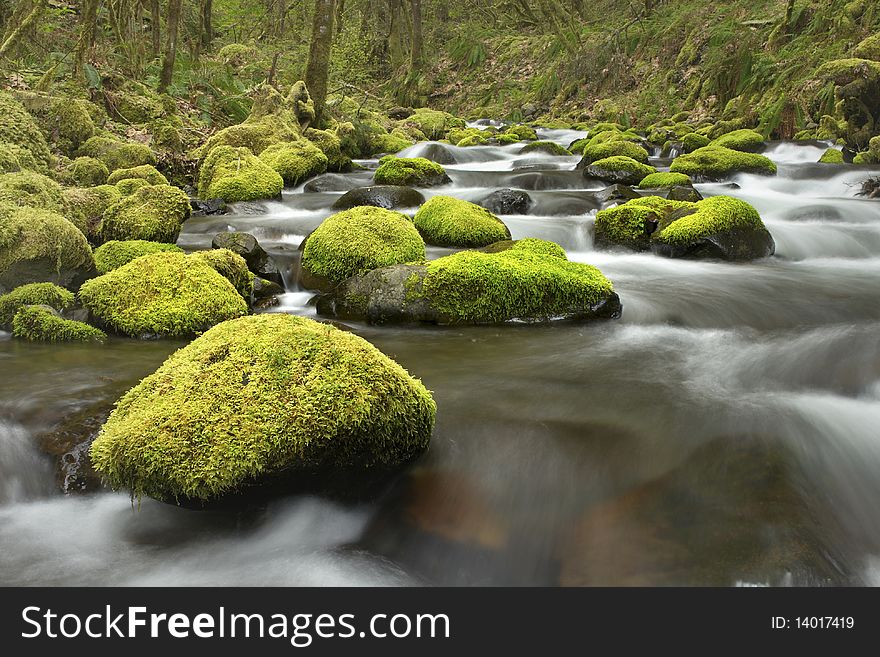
top-left (303, 173), bottom-right (362, 193)
top-left (89, 314), bottom-right (436, 503)
top-left (414, 143), bottom-right (458, 165)
top-left (317, 238), bottom-right (621, 325)
top-left (479, 188), bottom-right (533, 215)
top-left (332, 185), bottom-right (425, 211)
top-left (38, 401), bottom-right (113, 494)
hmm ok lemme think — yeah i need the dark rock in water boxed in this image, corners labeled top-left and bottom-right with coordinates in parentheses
top-left (252, 276), bottom-right (284, 309)
top-left (595, 184), bottom-right (640, 204)
top-left (256, 258), bottom-right (284, 287)
top-left (212, 232), bottom-right (269, 271)
top-left (303, 173), bottom-right (362, 193)
top-left (231, 201), bottom-right (269, 215)
top-left (666, 185), bottom-right (704, 202)
top-left (856, 176), bottom-right (880, 198)
top-left (37, 402), bottom-right (111, 494)
top-left (479, 188), bottom-right (533, 215)
top-left (190, 198), bottom-right (227, 216)
top-left (417, 143), bottom-right (458, 165)
top-left (332, 185), bottom-right (425, 211)
top-left (512, 159), bottom-right (562, 172)
top-left (651, 225), bottom-right (775, 261)
top-left (387, 106), bottom-right (414, 120)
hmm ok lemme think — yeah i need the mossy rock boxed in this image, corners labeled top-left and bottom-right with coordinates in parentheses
top-left (504, 125), bottom-right (538, 141)
top-left (104, 86), bottom-right (165, 124)
top-left (258, 140), bottom-right (329, 185)
top-left (0, 282), bottom-right (73, 328)
top-left (93, 240), bottom-right (183, 274)
top-left (413, 195), bottom-right (511, 247)
top-left (79, 136), bottom-right (156, 172)
top-left (580, 140), bottom-right (649, 165)
top-left (64, 185), bottom-right (121, 241)
top-left (89, 313), bottom-right (436, 502)
top-left (638, 172), bottom-right (693, 189)
top-left (682, 132), bottom-right (711, 153)
top-left (0, 171), bottom-right (66, 212)
top-left (818, 148), bottom-right (845, 164)
top-left (0, 204), bottom-right (94, 292)
top-left (403, 108), bottom-right (466, 141)
top-left (60, 156), bottom-right (110, 186)
top-left (706, 119), bottom-right (749, 140)
top-left (300, 206), bottom-right (426, 292)
top-left (12, 305), bottom-right (105, 342)
top-left (189, 248), bottom-right (253, 299)
top-left (106, 164), bottom-right (168, 186)
top-left (583, 156), bottom-right (657, 185)
top-left (373, 156), bottom-right (451, 187)
top-left (317, 238), bottom-right (620, 325)
top-left (40, 97), bottom-right (96, 155)
top-left (0, 92), bottom-right (52, 170)
top-left (198, 146), bottom-right (284, 202)
top-left (100, 184), bottom-right (190, 243)
top-left (0, 141), bottom-right (40, 174)
top-left (78, 251), bottom-right (249, 338)
top-left (669, 146), bottom-right (777, 180)
top-left (449, 127), bottom-right (489, 147)
top-left (370, 130), bottom-right (415, 155)
top-left (853, 33), bottom-right (880, 61)
top-left (709, 129), bottom-right (765, 152)
top-left (305, 127), bottom-right (351, 172)
top-left (332, 185), bottom-right (425, 211)
top-left (520, 141), bottom-right (572, 156)
top-left (594, 195), bottom-right (775, 260)
top-left (115, 178), bottom-right (153, 195)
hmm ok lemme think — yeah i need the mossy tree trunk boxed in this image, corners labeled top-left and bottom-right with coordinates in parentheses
top-left (75, 0), bottom-right (99, 76)
top-left (200, 0), bottom-right (213, 51)
top-left (159, 0), bottom-right (183, 93)
top-left (410, 0), bottom-right (422, 70)
top-left (0, 0), bottom-right (45, 60)
top-left (304, 0), bottom-right (337, 124)
top-left (149, 0), bottom-right (161, 58)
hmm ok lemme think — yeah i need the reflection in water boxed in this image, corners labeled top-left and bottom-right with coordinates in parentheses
top-left (1, 130), bottom-right (880, 585)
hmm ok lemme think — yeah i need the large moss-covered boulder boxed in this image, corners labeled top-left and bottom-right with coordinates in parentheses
top-left (594, 195), bottom-right (775, 260)
top-left (579, 141), bottom-right (650, 164)
top-left (317, 238), bottom-right (621, 325)
top-left (669, 146), bottom-right (777, 180)
top-left (64, 185), bottom-right (121, 242)
top-left (583, 156), bottom-right (657, 185)
top-left (709, 129), bottom-right (765, 152)
top-left (93, 240), bottom-right (183, 274)
top-left (413, 195), bottom-right (511, 247)
top-left (59, 156), bottom-right (110, 187)
top-left (79, 136), bottom-right (156, 172)
top-left (0, 282), bottom-right (73, 328)
top-left (0, 204), bottom-right (94, 292)
top-left (23, 95), bottom-right (96, 155)
top-left (374, 156), bottom-right (451, 187)
top-left (305, 127), bottom-right (351, 172)
top-left (189, 248), bottom-right (253, 299)
top-left (78, 251), bottom-right (248, 338)
top-left (0, 92), bottom-right (52, 169)
top-left (638, 172), bottom-right (693, 189)
top-left (89, 313), bottom-right (436, 502)
top-left (106, 164), bottom-right (168, 186)
top-left (300, 206), bottom-right (425, 291)
top-left (198, 146), bottom-right (284, 202)
top-left (817, 58), bottom-right (880, 147)
top-left (258, 140), bottom-right (328, 185)
top-left (0, 171), bottom-right (66, 212)
top-left (682, 132), bottom-right (711, 152)
top-left (0, 141), bottom-right (40, 174)
top-left (100, 184), bottom-right (190, 243)
top-left (12, 305), bottom-right (105, 342)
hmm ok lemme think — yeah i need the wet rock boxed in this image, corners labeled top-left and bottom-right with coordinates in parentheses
top-left (230, 200), bottom-right (269, 215)
top-left (478, 188), bottom-right (533, 215)
top-left (650, 224), bottom-right (775, 261)
top-left (666, 185), bottom-right (704, 202)
top-left (584, 161), bottom-right (652, 185)
top-left (511, 159), bottom-right (563, 172)
top-left (594, 183), bottom-right (640, 204)
top-left (190, 198), bottom-right (227, 216)
top-left (332, 185), bottom-right (425, 211)
top-left (856, 176), bottom-right (880, 198)
top-left (252, 276), bottom-right (283, 309)
top-left (303, 173), bottom-right (361, 193)
top-left (37, 402), bottom-right (111, 494)
top-left (387, 106), bottom-right (414, 120)
top-left (211, 232), bottom-right (269, 271)
top-left (414, 143), bottom-right (457, 165)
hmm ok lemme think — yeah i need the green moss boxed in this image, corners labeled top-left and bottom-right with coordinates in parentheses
top-left (115, 178), bottom-right (152, 195)
top-left (305, 128), bottom-right (350, 172)
top-left (79, 251), bottom-right (248, 338)
top-left (373, 156), bottom-right (450, 187)
top-left (638, 172), bottom-right (693, 188)
top-left (258, 140), bottom-right (328, 185)
top-left (504, 125), bottom-right (538, 141)
top-left (12, 305), bottom-right (105, 342)
top-left (818, 148), bottom-right (845, 164)
top-left (653, 196), bottom-right (766, 245)
top-left (63, 185), bottom-right (121, 241)
top-left (370, 130), bottom-right (415, 154)
top-left (93, 240), bottom-right (183, 274)
top-left (80, 136), bottom-right (156, 172)
top-left (817, 58), bottom-right (880, 85)
top-left (494, 133), bottom-right (519, 145)
top-left (90, 313), bottom-right (435, 501)
top-left (0, 141), bottom-right (40, 174)
top-left (586, 129), bottom-right (642, 147)
top-left (404, 108), bottom-right (466, 141)
top-left (586, 156), bottom-right (656, 179)
top-left (0, 204), bottom-right (94, 291)
top-left (520, 141), bottom-right (572, 155)
top-left (100, 184), bottom-right (191, 243)
top-left (189, 248), bottom-right (253, 299)
top-left (449, 127), bottom-right (488, 146)
top-left (582, 140), bottom-right (649, 164)
top-left (288, 80), bottom-right (316, 127)
top-left (302, 206), bottom-right (425, 289)
top-left (706, 119), bottom-right (748, 140)
top-left (682, 132), bottom-right (711, 152)
top-left (670, 146), bottom-right (777, 179)
top-left (413, 195), bottom-right (510, 247)
top-left (218, 43), bottom-right (259, 67)
top-left (854, 33), bottom-right (880, 61)
top-left (43, 97), bottom-right (96, 155)
top-left (62, 156), bottom-right (110, 186)
top-left (0, 282), bottom-right (73, 327)
top-left (595, 196), bottom-right (694, 249)
top-left (0, 92), bottom-right (52, 169)
top-left (198, 146), bottom-right (284, 202)
top-left (421, 239), bottom-right (614, 323)
top-left (456, 133), bottom-right (490, 147)
top-left (589, 122), bottom-right (624, 136)
top-left (710, 129), bottom-right (765, 152)
top-left (106, 164), bottom-right (168, 186)
top-left (0, 171), bottom-right (66, 212)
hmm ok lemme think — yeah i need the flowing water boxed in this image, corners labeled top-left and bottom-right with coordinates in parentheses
top-left (2, 129), bottom-right (880, 586)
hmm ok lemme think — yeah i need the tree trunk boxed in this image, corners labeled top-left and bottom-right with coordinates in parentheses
top-left (410, 0), bottom-right (422, 69)
top-left (150, 0), bottom-right (161, 57)
top-left (335, 0), bottom-right (345, 37)
top-left (201, 0), bottom-right (213, 50)
top-left (159, 0), bottom-right (183, 92)
top-left (304, 0), bottom-right (337, 123)
top-left (75, 0), bottom-right (99, 75)
top-left (0, 0), bottom-right (45, 60)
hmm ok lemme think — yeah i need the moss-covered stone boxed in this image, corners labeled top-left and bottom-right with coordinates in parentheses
top-left (504, 125), bottom-right (538, 141)
top-left (114, 178), bottom-right (153, 196)
top-left (301, 206), bottom-right (425, 291)
top-left (853, 33), bottom-right (880, 61)
top-left (0, 204), bottom-right (94, 292)
top-left (595, 196), bottom-right (694, 251)
top-left (0, 282), bottom-right (73, 328)
top-left (0, 171), bottom-right (66, 212)
top-left (403, 108), bottom-right (466, 141)
top-left (61, 156), bottom-right (110, 186)
top-left (0, 141), bottom-right (40, 174)
top-left (682, 132), bottom-right (711, 152)
top-left (520, 141), bottom-right (572, 156)
top-left (818, 148), bottom-right (845, 164)
top-left (638, 172), bottom-right (693, 188)
top-left (580, 140), bottom-right (650, 164)
top-left (198, 146), bottom-right (284, 202)
top-left (12, 305), bottom-right (105, 342)
top-left (583, 156), bottom-right (657, 185)
top-left (710, 129), bottom-right (765, 152)
top-left (413, 195), bottom-right (511, 247)
top-left (42, 97), bottom-right (96, 155)
top-left (106, 164), bottom-right (168, 186)
top-left (79, 136), bottom-right (156, 171)
top-left (63, 185), bottom-right (121, 241)
top-left (93, 240), bottom-right (183, 274)
top-left (669, 146), bottom-right (777, 180)
top-left (189, 248), bottom-right (253, 299)
top-left (99, 184), bottom-right (190, 243)
top-left (305, 127), bottom-right (351, 172)
top-left (79, 251), bottom-right (248, 338)
top-left (370, 130), bottom-right (415, 155)
top-left (89, 313), bottom-right (435, 502)
top-left (373, 156), bottom-right (451, 187)
top-left (0, 92), bottom-right (52, 169)
top-left (449, 127), bottom-right (489, 146)
top-left (258, 140), bottom-right (329, 186)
